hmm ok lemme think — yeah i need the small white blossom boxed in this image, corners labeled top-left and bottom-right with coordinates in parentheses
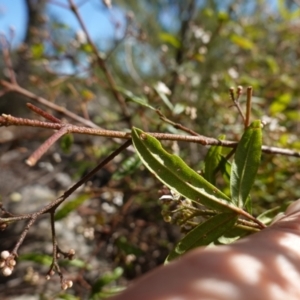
top-left (76, 30), bottom-right (87, 44)
top-left (228, 68), bottom-right (239, 79)
top-left (2, 267), bottom-right (12, 276)
top-left (155, 82), bottom-right (171, 95)
top-left (1, 251), bottom-right (10, 259)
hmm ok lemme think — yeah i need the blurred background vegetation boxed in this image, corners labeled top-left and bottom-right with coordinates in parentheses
top-left (0, 0), bottom-right (299, 299)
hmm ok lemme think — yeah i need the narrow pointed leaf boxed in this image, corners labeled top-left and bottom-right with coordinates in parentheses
top-left (112, 154), bottom-right (142, 180)
top-left (204, 135), bottom-right (225, 185)
top-left (116, 87), bottom-right (155, 110)
top-left (230, 120), bottom-right (262, 207)
top-left (132, 127), bottom-right (241, 213)
top-left (55, 194), bottom-right (90, 221)
top-left (166, 212), bottom-right (238, 262)
top-left (153, 85), bottom-right (174, 111)
top-left (219, 156), bottom-right (231, 183)
top-left (244, 196), bottom-right (252, 214)
top-left (257, 201), bottom-right (291, 225)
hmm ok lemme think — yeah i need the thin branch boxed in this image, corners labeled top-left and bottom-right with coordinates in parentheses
top-left (11, 215), bottom-right (38, 256)
top-left (169, 0), bottom-right (196, 98)
top-left (229, 86), bottom-right (245, 122)
top-left (0, 140), bottom-right (132, 262)
top-left (245, 86), bottom-right (252, 128)
top-left (47, 210), bottom-right (74, 285)
top-left (0, 35), bottom-right (17, 84)
top-left (156, 109), bottom-right (200, 136)
top-left (26, 127), bottom-right (68, 166)
top-left (1, 114), bottom-right (299, 157)
top-left (27, 103), bottom-right (62, 123)
top-left (67, 0), bottom-right (129, 119)
top-left (48, 211), bottom-right (62, 278)
top-left (0, 80), bottom-right (98, 128)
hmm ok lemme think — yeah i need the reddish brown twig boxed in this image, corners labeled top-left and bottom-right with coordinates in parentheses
top-left (0, 35), bottom-right (17, 85)
top-left (1, 113), bottom-right (299, 159)
top-left (245, 86), bottom-right (253, 128)
top-left (27, 103), bottom-right (62, 123)
top-left (156, 109), bottom-right (200, 136)
top-left (0, 80), bottom-right (98, 128)
top-left (26, 127), bottom-right (68, 166)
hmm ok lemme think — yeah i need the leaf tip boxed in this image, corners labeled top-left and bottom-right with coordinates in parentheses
top-left (250, 120), bottom-right (263, 129)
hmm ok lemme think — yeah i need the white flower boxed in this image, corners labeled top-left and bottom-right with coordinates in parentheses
top-left (155, 81), bottom-right (171, 95)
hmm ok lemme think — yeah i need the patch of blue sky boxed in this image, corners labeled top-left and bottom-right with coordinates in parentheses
top-left (0, 0), bottom-right (125, 48)
top-left (0, 0), bottom-right (27, 47)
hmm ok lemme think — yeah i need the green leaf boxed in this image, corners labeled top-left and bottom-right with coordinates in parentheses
top-left (219, 156), bottom-right (231, 183)
top-left (80, 43), bottom-right (93, 53)
top-left (265, 55), bottom-right (279, 74)
top-left (173, 103), bottom-right (186, 115)
top-left (55, 194), bottom-right (90, 221)
top-left (257, 201), bottom-right (292, 225)
top-left (61, 258), bottom-right (92, 269)
top-left (159, 32), bottom-right (181, 48)
top-left (166, 212), bottom-right (238, 261)
top-left (217, 226), bottom-right (251, 245)
top-left (230, 120), bottom-right (262, 208)
top-left (90, 267), bottom-right (124, 297)
top-left (31, 43), bottom-right (44, 59)
top-left (112, 154), bottom-right (142, 180)
top-left (132, 127), bottom-right (242, 213)
top-left (270, 93), bottom-right (291, 115)
top-left (204, 135), bottom-right (226, 185)
top-left (56, 294), bottom-right (80, 300)
top-left (277, 0), bottom-right (289, 20)
top-left (230, 34), bottom-right (254, 50)
top-left (244, 196), bottom-right (252, 214)
top-left (116, 87), bottom-right (155, 110)
top-left (115, 236), bottom-right (144, 256)
top-left (19, 253), bottom-right (91, 269)
top-left (218, 11), bottom-right (229, 22)
top-left (56, 291), bottom-right (80, 300)
top-left (19, 253), bottom-right (52, 266)
top-left (60, 133), bottom-right (74, 154)
top-left (153, 84), bottom-right (174, 111)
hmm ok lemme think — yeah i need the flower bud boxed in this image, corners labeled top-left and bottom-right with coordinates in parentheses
top-left (2, 267), bottom-right (12, 276)
top-left (1, 251), bottom-right (10, 259)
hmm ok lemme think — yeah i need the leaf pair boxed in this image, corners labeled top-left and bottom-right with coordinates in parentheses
top-left (131, 120), bottom-right (262, 260)
top-left (230, 120), bottom-right (262, 208)
top-left (204, 121), bottom-right (263, 210)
